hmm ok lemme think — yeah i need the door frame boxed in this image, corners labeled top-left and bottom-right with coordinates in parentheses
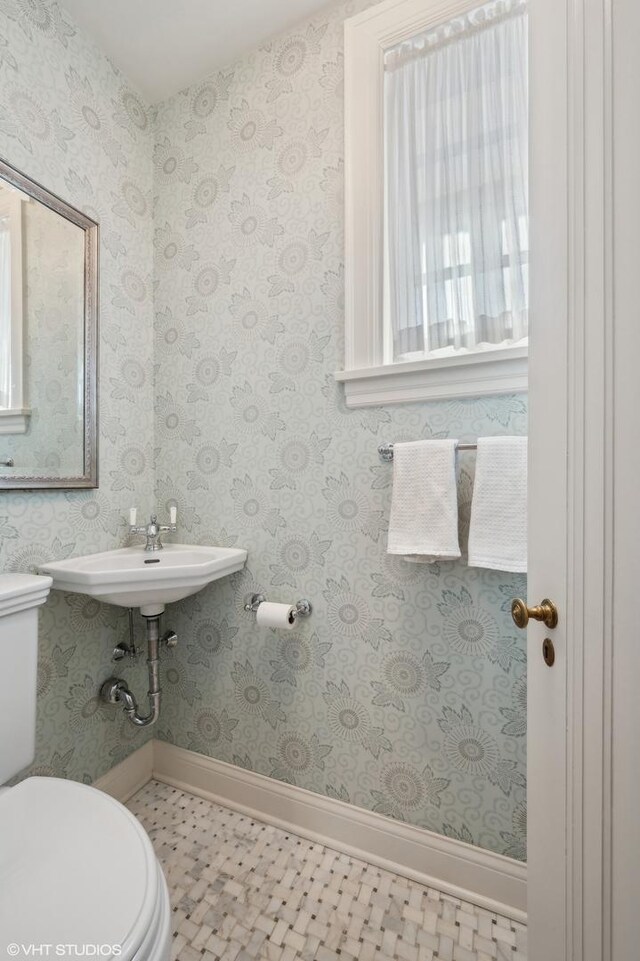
top-left (529, 0), bottom-right (614, 957)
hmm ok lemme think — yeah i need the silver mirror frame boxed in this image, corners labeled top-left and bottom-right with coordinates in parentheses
top-left (0, 156), bottom-right (98, 490)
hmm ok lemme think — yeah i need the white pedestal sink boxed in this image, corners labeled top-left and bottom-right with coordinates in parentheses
top-left (41, 543), bottom-right (247, 616)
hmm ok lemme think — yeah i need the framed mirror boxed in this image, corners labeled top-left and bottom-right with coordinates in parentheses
top-left (0, 157), bottom-right (98, 489)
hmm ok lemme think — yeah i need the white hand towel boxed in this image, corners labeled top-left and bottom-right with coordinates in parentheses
top-left (468, 436), bottom-right (527, 572)
top-left (387, 439), bottom-right (461, 563)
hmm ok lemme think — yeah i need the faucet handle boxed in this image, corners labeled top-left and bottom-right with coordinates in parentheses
top-left (157, 506), bottom-right (177, 535)
top-left (127, 507), bottom-right (153, 538)
top-left (128, 506), bottom-right (147, 535)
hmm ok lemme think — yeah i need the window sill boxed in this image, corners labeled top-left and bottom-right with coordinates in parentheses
top-left (0, 408), bottom-right (31, 434)
top-left (334, 346), bottom-right (528, 407)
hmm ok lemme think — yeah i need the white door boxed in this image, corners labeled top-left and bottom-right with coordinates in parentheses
top-left (528, 0), bottom-right (639, 957)
top-left (527, 0), bottom-right (571, 953)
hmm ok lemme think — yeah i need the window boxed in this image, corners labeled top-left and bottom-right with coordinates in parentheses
top-left (336, 0), bottom-right (529, 406)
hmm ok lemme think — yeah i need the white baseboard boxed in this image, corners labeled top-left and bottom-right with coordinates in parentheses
top-left (152, 741), bottom-right (527, 922)
top-left (93, 740), bottom-right (154, 803)
top-left (92, 739), bottom-right (527, 921)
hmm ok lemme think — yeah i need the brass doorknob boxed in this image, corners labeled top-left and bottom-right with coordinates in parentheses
top-left (511, 598), bottom-right (558, 630)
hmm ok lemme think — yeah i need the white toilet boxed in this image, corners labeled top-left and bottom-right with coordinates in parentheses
top-left (0, 574), bottom-right (171, 960)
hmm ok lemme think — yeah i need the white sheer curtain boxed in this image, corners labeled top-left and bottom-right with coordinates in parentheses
top-left (384, 0), bottom-right (528, 360)
top-left (0, 213), bottom-right (11, 408)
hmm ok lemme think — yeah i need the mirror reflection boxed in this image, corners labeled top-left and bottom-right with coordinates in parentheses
top-left (0, 160), bottom-right (98, 488)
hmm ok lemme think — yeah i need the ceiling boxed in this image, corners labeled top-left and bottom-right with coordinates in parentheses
top-left (60, 0), bottom-right (334, 103)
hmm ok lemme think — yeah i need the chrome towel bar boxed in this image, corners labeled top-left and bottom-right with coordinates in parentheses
top-left (378, 442), bottom-right (477, 461)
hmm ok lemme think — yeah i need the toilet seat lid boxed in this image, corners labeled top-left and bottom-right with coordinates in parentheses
top-left (0, 777), bottom-right (160, 959)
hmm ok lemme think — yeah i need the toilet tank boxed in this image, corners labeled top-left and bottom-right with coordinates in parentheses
top-left (0, 574), bottom-right (52, 783)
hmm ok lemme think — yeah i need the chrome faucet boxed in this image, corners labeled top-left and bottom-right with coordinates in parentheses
top-left (129, 511), bottom-right (177, 552)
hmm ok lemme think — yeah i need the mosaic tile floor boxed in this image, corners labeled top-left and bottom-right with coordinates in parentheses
top-left (127, 780), bottom-right (527, 961)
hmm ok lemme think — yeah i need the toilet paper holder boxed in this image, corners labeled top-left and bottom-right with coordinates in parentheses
top-left (244, 593), bottom-right (312, 620)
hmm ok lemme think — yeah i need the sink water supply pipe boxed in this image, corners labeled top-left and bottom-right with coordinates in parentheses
top-left (100, 612), bottom-right (177, 727)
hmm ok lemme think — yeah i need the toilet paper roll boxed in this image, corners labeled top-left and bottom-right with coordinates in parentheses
top-left (256, 601), bottom-right (296, 630)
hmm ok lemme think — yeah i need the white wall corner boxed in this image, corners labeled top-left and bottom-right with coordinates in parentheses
top-left (93, 739), bottom-right (154, 803)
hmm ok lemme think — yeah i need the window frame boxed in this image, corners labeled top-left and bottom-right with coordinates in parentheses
top-left (335, 0), bottom-right (528, 406)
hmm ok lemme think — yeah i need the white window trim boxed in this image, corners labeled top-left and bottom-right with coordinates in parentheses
top-left (335, 0), bottom-right (528, 407)
top-left (0, 188), bottom-right (30, 433)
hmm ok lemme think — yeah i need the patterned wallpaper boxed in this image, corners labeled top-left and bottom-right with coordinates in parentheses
top-left (0, 0), bottom-right (156, 783)
top-left (152, 0), bottom-right (528, 860)
top-left (0, 0), bottom-right (528, 862)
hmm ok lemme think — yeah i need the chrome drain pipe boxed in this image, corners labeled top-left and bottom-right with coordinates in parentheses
top-left (101, 614), bottom-right (176, 727)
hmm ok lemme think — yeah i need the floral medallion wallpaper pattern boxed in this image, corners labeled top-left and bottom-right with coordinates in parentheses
top-left (0, 0), bottom-right (527, 862)
top-left (0, 0), bottom-right (156, 782)
top-left (152, 0), bottom-right (528, 861)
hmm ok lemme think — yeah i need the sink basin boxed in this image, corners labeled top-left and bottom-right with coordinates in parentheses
top-left (40, 543), bottom-right (247, 616)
